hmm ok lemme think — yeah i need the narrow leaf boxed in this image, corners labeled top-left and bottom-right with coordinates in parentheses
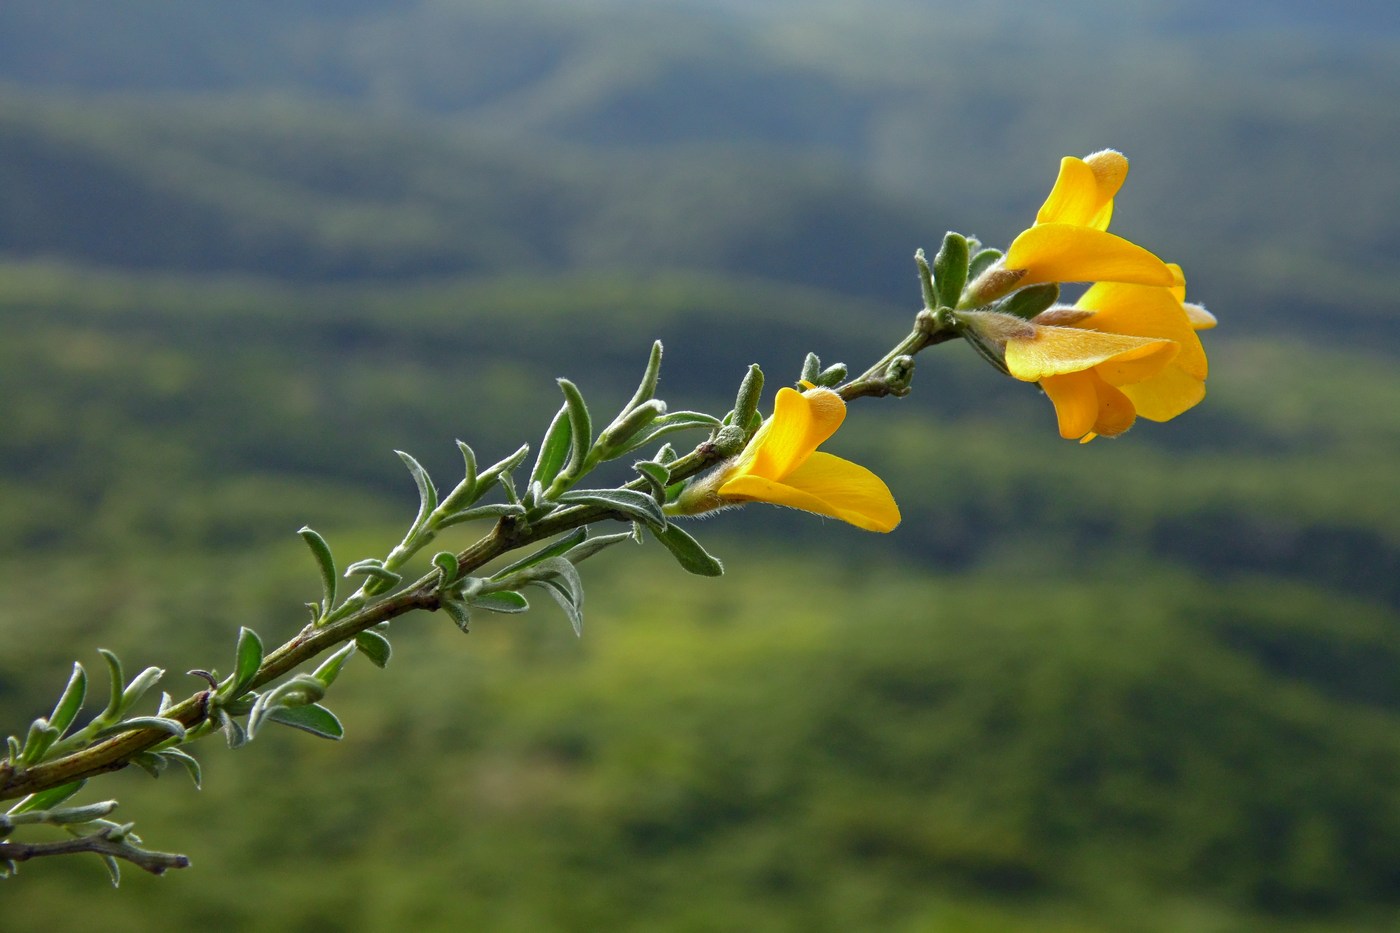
top-left (312, 642), bottom-right (357, 689)
top-left (557, 378), bottom-right (592, 480)
top-left (94, 717), bottom-right (187, 742)
top-left (8, 780), bottom-right (87, 815)
top-left (621, 411), bottom-right (722, 453)
top-left (528, 403), bottom-right (573, 490)
top-left (967, 247), bottom-right (1005, 285)
top-left (130, 751), bottom-right (167, 779)
top-left (558, 488), bottom-right (666, 531)
top-left (231, 627), bottom-right (264, 695)
top-left (492, 527), bottom-right (588, 579)
top-left (267, 703), bottom-right (344, 740)
top-left (933, 230), bottom-right (970, 309)
top-left (633, 461), bottom-right (672, 500)
top-left (343, 559), bottom-right (403, 587)
top-left (158, 748), bottom-right (202, 789)
top-left (476, 443), bottom-right (530, 489)
top-left (469, 590), bottom-right (530, 614)
top-left (97, 648), bottom-right (125, 721)
top-left (650, 524), bottom-right (725, 577)
top-left (118, 666), bottom-right (165, 717)
top-left (396, 450), bottom-right (439, 531)
top-left (533, 578), bottom-right (584, 637)
top-left (441, 598), bottom-right (472, 632)
top-left (355, 630), bottom-right (393, 669)
top-left (297, 526), bottom-right (337, 616)
top-left (437, 439), bottom-right (482, 514)
top-left (625, 340), bottom-right (664, 411)
top-left (101, 854), bottom-right (121, 887)
top-left (432, 551), bottom-right (461, 586)
top-left (217, 709), bottom-right (248, 749)
top-left (563, 529), bottom-right (638, 565)
top-left (436, 502), bottom-right (527, 528)
top-left (48, 663), bottom-right (87, 738)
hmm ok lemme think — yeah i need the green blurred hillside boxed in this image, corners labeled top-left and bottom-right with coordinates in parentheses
top-left (2, 1), bottom-right (1399, 930)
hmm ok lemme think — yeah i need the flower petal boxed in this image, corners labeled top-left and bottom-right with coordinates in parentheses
top-left (1004, 224), bottom-right (1175, 287)
top-left (1120, 366), bottom-right (1206, 422)
top-left (720, 451), bottom-right (900, 532)
top-left (739, 386), bottom-right (845, 481)
top-left (1036, 151), bottom-right (1128, 230)
top-left (1039, 372), bottom-right (1100, 439)
top-left (1005, 325), bottom-right (1176, 382)
top-left (1183, 303), bottom-right (1218, 331)
top-left (1076, 281), bottom-right (1207, 380)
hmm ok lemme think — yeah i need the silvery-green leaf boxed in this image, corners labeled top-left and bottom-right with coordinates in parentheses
top-left (343, 559), bottom-right (403, 587)
top-left (101, 854), bottom-right (121, 887)
top-left (557, 488), bottom-right (665, 532)
top-left (934, 231), bottom-right (970, 309)
top-left (625, 340), bottom-right (664, 411)
top-left (477, 443), bottom-right (530, 489)
top-left (231, 627), bottom-right (263, 696)
top-left (529, 403), bottom-right (573, 490)
top-left (491, 527), bottom-right (588, 579)
top-left (355, 630), bottom-right (392, 669)
top-left (297, 526), bottom-right (337, 616)
top-left (469, 590), bottom-right (530, 614)
top-left (620, 411), bottom-right (722, 453)
top-left (563, 529), bottom-right (638, 565)
top-left (8, 780), bottom-right (87, 815)
top-left (533, 577), bottom-right (584, 637)
top-left (267, 703), bottom-right (344, 740)
top-left (312, 642), bottom-right (357, 689)
top-left (633, 460), bottom-right (671, 499)
top-left (217, 709), bottom-right (248, 749)
top-left (432, 550), bottom-right (461, 586)
top-left (158, 748), bottom-right (202, 789)
top-left (650, 524), bottom-right (724, 577)
top-left (94, 717), bottom-right (187, 742)
top-left (441, 597), bottom-right (472, 632)
top-left (396, 449), bottom-right (439, 531)
top-left (48, 663), bottom-right (87, 738)
top-left (119, 666), bottom-right (164, 717)
top-left (437, 502), bottom-right (526, 528)
top-left (967, 246), bottom-right (1004, 284)
top-left (557, 378), bottom-right (592, 480)
top-left (97, 648), bottom-right (125, 721)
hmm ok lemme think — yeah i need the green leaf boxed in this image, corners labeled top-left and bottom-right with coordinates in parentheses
top-left (915, 247), bottom-right (938, 311)
top-left (158, 748), bottom-right (202, 789)
top-left (355, 630), bottom-right (393, 669)
top-left (8, 780), bottom-right (87, 815)
top-left (557, 378), bottom-right (593, 481)
top-left (564, 528), bottom-right (639, 565)
top-left (533, 577), bottom-right (584, 636)
top-left (312, 642), bottom-right (357, 689)
top-left (800, 352), bottom-right (822, 385)
top-left (118, 666), bottom-right (165, 717)
top-left (217, 709), bottom-right (248, 749)
top-left (596, 399), bottom-right (667, 457)
top-left (621, 411), bottom-right (722, 453)
top-left (48, 662), bottom-right (87, 738)
top-left (231, 627), bottom-right (264, 696)
top-left (650, 524), bottom-right (725, 577)
top-left (94, 717), bottom-right (187, 742)
top-left (101, 854), bottom-right (121, 887)
top-left (492, 528), bottom-right (588, 579)
top-left (441, 597), bottom-right (472, 632)
top-left (625, 340), bottom-right (664, 411)
top-left (529, 403), bottom-right (573, 490)
top-left (97, 648), bottom-right (125, 721)
top-left (437, 439), bottom-right (482, 514)
top-left (297, 526), bottom-right (337, 617)
top-left (436, 502), bottom-right (526, 528)
top-left (266, 703), bottom-right (344, 740)
top-left (933, 231), bottom-right (970, 309)
top-left (343, 559), bottom-right (403, 588)
top-left (557, 488), bottom-right (666, 531)
top-left (997, 282), bottom-right (1061, 320)
top-left (469, 590), bottom-right (530, 614)
top-left (130, 751), bottom-right (167, 779)
top-left (456, 440), bottom-right (478, 496)
top-left (396, 450), bottom-right (439, 531)
top-left (19, 719), bottom-right (60, 765)
top-left (967, 246), bottom-right (1004, 286)
top-left (476, 443), bottom-right (531, 489)
top-left (633, 461), bottom-right (671, 500)
top-left (432, 550), bottom-right (461, 587)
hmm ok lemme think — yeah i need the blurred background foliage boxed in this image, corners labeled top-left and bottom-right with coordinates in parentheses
top-left (1, 1), bottom-right (1398, 929)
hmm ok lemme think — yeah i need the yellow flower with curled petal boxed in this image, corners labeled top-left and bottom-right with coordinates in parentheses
top-left (672, 386), bottom-right (900, 532)
top-left (968, 150), bottom-right (1176, 302)
top-left (998, 275), bottom-right (1211, 442)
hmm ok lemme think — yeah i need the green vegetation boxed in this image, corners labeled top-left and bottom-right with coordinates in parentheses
top-left (2, 1), bottom-right (1398, 928)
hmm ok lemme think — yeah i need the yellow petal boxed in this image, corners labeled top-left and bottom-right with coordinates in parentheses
top-left (1004, 325), bottom-right (1176, 382)
top-left (1120, 366), bottom-right (1206, 422)
top-left (739, 386), bottom-right (845, 481)
top-left (1037, 151), bottom-right (1128, 230)
top-left (1004, 224), bottom-right (1175, 287)
top-left (721, 452), bottom-right (900, 532)
top-left (1076, 281), bottom-right (1207, 380)
top-left (1039, 372), bottom-right (1100, 439)
top-left (1088, 372), bottom-right (1137, 437)
top-left (1036, 157), bottom-right (1105, 228)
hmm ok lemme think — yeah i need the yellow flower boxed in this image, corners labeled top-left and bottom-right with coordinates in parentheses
top-left (1000, 276), bottom-right (1210, 442)
top-left (673, 386), bottom-right (900, 532)
top-left (969, 151), bottom-right (1175, 301)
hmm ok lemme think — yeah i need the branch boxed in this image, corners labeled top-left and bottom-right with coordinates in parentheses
top-left (0, 827), bottom-right (190, 877)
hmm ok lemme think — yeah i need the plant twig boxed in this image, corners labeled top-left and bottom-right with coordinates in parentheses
top-left (0, 827), bottom-right (190, 876)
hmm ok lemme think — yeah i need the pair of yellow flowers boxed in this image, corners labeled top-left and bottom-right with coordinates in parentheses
top-left (677, 150), bottom-right (1214, 535)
